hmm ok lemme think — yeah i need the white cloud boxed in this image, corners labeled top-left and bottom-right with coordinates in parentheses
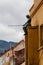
top-left (0, 0), bottom-right (33, 42)
top-left (0, 23), bottom-right (24, 42)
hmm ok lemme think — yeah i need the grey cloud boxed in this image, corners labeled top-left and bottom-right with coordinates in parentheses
top-left (0, 0), bottom-right (33, 42)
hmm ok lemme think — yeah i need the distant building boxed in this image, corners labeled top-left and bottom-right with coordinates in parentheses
top-left (0, 40), bottom-right (25, 65)
top-left (21, 62), bottom-right (25, 65)
top-left (13, 40), bottom-right (25, 65)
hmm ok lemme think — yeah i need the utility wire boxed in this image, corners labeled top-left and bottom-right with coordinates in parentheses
top-left (8, 25), bottom-right (24, 27)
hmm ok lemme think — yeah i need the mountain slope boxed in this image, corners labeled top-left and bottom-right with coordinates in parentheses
top-left (0, 40), bottom-right (17, 53)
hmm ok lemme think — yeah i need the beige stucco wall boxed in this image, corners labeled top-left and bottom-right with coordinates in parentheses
top-left (34, 0), bottom-right (40, 5)
top-left (31, 4), bottom-right (43, 26)
top-left (13, 40), bottom-right (25, 51)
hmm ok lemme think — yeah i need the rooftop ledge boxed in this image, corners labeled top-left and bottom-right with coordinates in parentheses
top-left (29, 0), bottom-right (43, 18)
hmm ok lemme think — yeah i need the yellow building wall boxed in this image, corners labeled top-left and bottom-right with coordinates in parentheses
top-left (39, 49), bottom-right (43, 65)
top-left (25, 34), bottom-right (28, 65)
top-left (27, 26), bottom-right (39, 65)
top-left (34, 0), bottom-right (40, 5)
top-left (31, 4), bottom-right (43, 26)
top-left (25, 0), bottom-right (43, 65)
top-left (29, 0), bottom-right (43, 65)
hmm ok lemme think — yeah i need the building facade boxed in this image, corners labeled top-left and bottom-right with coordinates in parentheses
top-left (23, 0), bottom-right (43, 65)
top-left (0, 40), bottom-right (25, 65)
top-left (13, 40), bottom-right (25, 65)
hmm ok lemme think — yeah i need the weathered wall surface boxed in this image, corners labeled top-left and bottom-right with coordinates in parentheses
top-left (27, 26), bottom-right (39, 65)
top-left (25, 34), bottom-right (28, 65)
top-left (2, 49), bottom-right (12, 65)
top-left (13, 40), bottom-right (25, 51)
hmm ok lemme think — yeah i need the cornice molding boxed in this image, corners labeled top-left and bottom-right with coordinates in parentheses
top-left (30, 0), bottom-right (43, 18)
top-left (27, 26), bottom-right (38, 29)
top-left (37, 46), bottom-right (43, 52)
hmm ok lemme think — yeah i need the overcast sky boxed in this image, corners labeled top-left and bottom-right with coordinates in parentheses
top-left (0, 0), bottom-right (34, 42)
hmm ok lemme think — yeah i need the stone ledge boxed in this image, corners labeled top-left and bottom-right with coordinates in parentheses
top-left (37, 46), bottom-right (43, 52)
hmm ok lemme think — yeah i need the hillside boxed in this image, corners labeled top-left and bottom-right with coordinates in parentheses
top-left (0, 40), bottom-right (17, 54)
